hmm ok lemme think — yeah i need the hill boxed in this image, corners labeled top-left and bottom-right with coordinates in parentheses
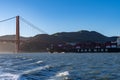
top-left (20, 30), bottom-right (118, 52)
top-left (53, 30), bottom-right (110, 42)
top-left (0, 35), bottom-right (28, 41)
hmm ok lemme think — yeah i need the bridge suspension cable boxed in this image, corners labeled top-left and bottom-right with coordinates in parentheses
top-left (0, 16), bottom-right (16, 23)
top-left (20, 17), bottom-right (47, 34)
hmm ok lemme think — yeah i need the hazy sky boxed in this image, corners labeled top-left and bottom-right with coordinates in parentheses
top-left (0, 0), bottom-right (120, 37)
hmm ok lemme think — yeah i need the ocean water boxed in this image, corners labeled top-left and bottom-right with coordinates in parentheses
top-left (0, 53), bottom-right (120, 80)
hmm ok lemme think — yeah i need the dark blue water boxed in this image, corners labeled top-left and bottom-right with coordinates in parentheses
top-left (0, 53), bottom-right (120, 80)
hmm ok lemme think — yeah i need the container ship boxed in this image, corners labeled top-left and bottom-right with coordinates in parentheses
top-left (48, 37), bottom-right (120, 53)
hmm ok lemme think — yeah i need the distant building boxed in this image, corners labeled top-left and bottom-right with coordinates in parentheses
top-left (117, 37), bottom-right (120, 48)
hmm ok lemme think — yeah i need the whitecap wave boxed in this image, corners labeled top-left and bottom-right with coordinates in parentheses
top-left (36, 60), bottom-right (43, 64)
top-left (56, 71), bottom-right (69, 77)
top-left (13, 60), bottom-right (43, 68)
top-left (0, 73), bottom-right (20, 80)
top-left (21, 65), bottom-right (50, 74)
top-left (48, 71), bottom-right (70, 80)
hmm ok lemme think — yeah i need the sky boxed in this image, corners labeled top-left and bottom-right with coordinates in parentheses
top-left (0, 0), bottom-right (120, 37)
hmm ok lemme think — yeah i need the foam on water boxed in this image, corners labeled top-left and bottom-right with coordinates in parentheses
top-left (21, 65), bottom-right (50, 74)
top-left (48, 71), bottom-right (70, 80)
top-left (36, 60), bottom-right (43, 64)
top-left (13, 60), bottom-right (44, 68)
top-left (56, 71), bottom-right (69, 77)
top-left (0, 73), bottom-right (20, 80)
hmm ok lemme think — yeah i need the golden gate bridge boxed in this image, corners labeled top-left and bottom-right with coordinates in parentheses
top-left (0, 16), bottom-right (47, 53)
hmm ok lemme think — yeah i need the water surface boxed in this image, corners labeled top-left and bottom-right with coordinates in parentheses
top-left (0, 53), bottom-right (120, 80)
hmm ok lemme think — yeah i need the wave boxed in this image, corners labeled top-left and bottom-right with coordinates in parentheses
top-left (13, 60), bottom-right (43, 68)
top-left (0, 73), bottom-right (20, 80)
top-left (0, 65), bottom-right (51, 80)
top-left (48, 71), bottom-right (70, 80)
top-left (36, 60), bottom-right (43, 64)
top-left (21, 65), bottom-right (50, 75)
top-left (56, 71), bottom-right (69, 77)
top-left (11, 58), bottom-right (33, 65)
